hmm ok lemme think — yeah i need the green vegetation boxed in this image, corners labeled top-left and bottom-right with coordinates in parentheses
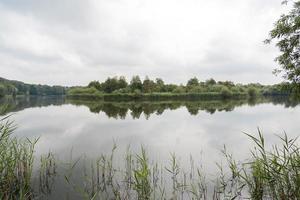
top-left (266, 0), bottom-right (300, 85)
top-left (67, 76), bottom-right (294, 101)
top-left (241, 130), bottom-right (300, 199)
top-left (0, 76), bottom-right (296, 101)
top-left (0, 77), bottom-right (66, 98)
top-left (0, 85), bottom-right (5, 98)
top-left (1, 116), bottom-right (299, 199)
top-left (0, 115), bottom-right (38, 199)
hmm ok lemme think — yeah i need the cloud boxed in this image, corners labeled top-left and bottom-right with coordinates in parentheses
top-left (0, 0), bottom-right (289, 86)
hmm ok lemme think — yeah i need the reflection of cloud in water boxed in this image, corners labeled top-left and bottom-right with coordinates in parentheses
top-left (2, 96), bottom-right (300, 174)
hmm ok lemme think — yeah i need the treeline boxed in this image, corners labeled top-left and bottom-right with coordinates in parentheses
top-left (0, 77), bottom-right (66, 98)
top-left (68, 75), bottom-right (295, 100)
top-left (0, 76), bottom-right (296, 100)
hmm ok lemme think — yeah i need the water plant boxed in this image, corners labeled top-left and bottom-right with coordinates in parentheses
top-left (0, 114), bottom-right (299, 199)
top-left (0, 115), bottom-right (38, 199)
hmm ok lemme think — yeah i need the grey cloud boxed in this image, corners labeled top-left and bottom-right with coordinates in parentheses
top-left (0, 0), bottom-right (288, 85)
top-left (0, 0), bottom-right (91, 29)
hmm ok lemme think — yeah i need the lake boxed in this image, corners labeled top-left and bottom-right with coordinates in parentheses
top-left (1, 96), bottom-right (299, 199)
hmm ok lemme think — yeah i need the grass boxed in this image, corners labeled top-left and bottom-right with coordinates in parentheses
top-left (0, 116), bottom-right (299, 199)
top-left (242, 130), bottom-right (300, 199)
top-left (0, 115), bottom-right (38, 199)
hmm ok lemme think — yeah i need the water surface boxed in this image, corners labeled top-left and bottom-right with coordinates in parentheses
top-left (1, 96), bottom-right (299, 198)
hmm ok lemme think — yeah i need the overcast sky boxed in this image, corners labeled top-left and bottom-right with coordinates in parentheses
top-left (0, 0), bottom-right (291, 86)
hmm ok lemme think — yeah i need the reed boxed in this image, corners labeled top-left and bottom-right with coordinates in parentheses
top-left (0, 115), bottom-right (299, 199)
top-left (0, 115), bottom-right (38, 199)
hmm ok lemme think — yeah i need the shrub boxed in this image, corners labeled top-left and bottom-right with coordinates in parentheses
top-left (247, 87), bottom-right (259, 98)
top-left (172, 86), bottom-right (186, 93)
top-left (68, 87), bottom-right (99, 95)
top-left (220, 87), bottom-right (233, 98)
top-left (189, 86), bottom-right (205, 93)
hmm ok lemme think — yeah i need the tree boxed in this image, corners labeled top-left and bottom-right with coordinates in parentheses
top-left (205, 78), bottom-right (216, 85)
top-left (130, 76), bottom-right (142, 91)
top-left (220, 86), bottom-right (233, 98)
top-left (142, 76), bottom-right (155, 93)
top-left (155, 78), bottom-right (165, 92)
top-left (88, 81), bottom-right (102, 91)
top-left (266, 1), bottom-right (300, 83)
top-left (0, 85), bottom-right (5, 98)
top-left (186, 77), bottom-right (199, 91)
top-left (155, 78), bottom-right (164, 86)
top-left (29, 85), bottom-right (38, 95)
top-left (103, 77), bottom-right (119, 93)
top-left (118, 76), bottom-right (128, 89)
top-left (248, 87), bottom-right (259, 98)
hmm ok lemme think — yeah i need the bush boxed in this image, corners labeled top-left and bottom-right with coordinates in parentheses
top-left (172, 86), bottom-right (186, 93)
top-left (247, 87), bottom-right (259, 98)
top-left (220, 87), bottom-right (233, 98)
top-left (189, 86), bottom-right (205, 93)
top-left (68, 87), bottom-right (99, 95)
top-left (208, 85), bottom-right (224, 92)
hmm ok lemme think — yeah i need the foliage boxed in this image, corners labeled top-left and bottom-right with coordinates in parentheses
top-left (0, 77), bottom-right (66, 97)
top-left (102, 76), bottom-right (128, 93)
top-left (88, 81), bottom-right (102, 91)
top-left (0, 85), bottom-right (5, 98)
top-left (130, 76), bottom-right (143, 92)
top-left (241, 130), bottom-right (300, 199)
top-left (74, 76), bottom-right (295, 101)
top-left (247, 87), bottom-right (259, 98)
top-left (205, 78), bottom-right (216, 85)
top-left (142, 76), bottom-right (156, 93)
top-left (220, 86), bottom-right (233, 98)
top-left (0, 116), bottom-right (38, 199)
top-left (266, 1), bottom-right (300, 83)
top-left (186, 77), bottom-right (199, 90)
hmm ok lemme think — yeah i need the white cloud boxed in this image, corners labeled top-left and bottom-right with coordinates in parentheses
top-left (0, 0), bottom-right (290, 86)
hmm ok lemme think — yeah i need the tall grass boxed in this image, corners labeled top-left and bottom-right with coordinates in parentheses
top-left (0, 115), bottom-right (299, 199)
top-left (241, 129), bottom-right (300, 199)
top-left (0, 115), bottom-right (38, 199)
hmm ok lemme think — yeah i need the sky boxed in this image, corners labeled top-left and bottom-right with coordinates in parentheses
top-left (0, 0), bottom-right (291, 86)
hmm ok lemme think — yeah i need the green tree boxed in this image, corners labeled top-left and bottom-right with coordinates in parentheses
top-left (205, 78), bottom-right (216, 85)
top-left (29, 85), bottom-right (38, 95)
top-left (173, 85), bottom-right (186, 93)
top-left (118, 76), bottom-right (128, 89)
top-left (248, 87), bottom-right (259, 98)
top-left (220, 86), bottom-right (233, 98)
top-left (130, 76), bottom-right (143, 91)
top-left (0, 85), bottom-right (5, 98)
top-left (186, 77), bottom-right (199, 91)
top-left (155, 78), bottom-right (165, 92)
top-left (187, 77), bottom-right (199, 87)
top-left (142, 76), bottom-right (155, 93)
top-left (88, 81), bottom-right (102, 91)
top-left (266, 1), bottom-right (300, 83)
top-left (103, 77), bottom-right (119, 93)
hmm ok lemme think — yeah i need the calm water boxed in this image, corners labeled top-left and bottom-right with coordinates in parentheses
top-left (1, 96), bottom-right (300, 198)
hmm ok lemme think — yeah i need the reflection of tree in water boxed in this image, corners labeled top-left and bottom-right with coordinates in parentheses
top-left (68, 97), bottom-right (300, 119)
top-left (1, 96), bottom-right (300, 119)
top-left (185, 100), bottom-right (242, 115)
top-left (130, 105), bottom-right (143, 119)
top-left (0, 96), bottom-right (66, 115)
